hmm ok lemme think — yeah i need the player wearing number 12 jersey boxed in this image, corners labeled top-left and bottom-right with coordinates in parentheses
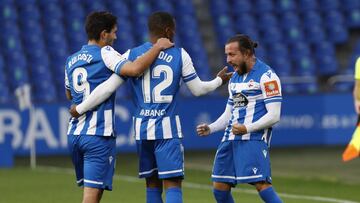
top-left (64, 11), bottom-right (173, 203)
top-left (70, 11), bottom-right (232, 203)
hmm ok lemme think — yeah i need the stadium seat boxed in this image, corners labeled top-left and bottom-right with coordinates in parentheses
top-left (346, 9), bottom-right (360, 28)
top-left (0, 2), bottom-right (18, 22)
top-left (341, 0), bottom-right (360, 11)
top-left (151, 0), bottom-right (174, 14)
top-left (107, 0), bottom-right (130, 17)
top-left (232, 0), bottom-right (251, 13)
top-left (302, 11), bottom-right (322, 28)
top-left (290, 43), bottom-right (310, 60)
top-left (319, 0), bottom-right (339, 11)
top-left (293, 56), bottom-right (316, 76)
top-left (257, 12), bottom-right (278, 31)
top-left (326, 24), bottom-right (349, 44)
top-left (82, 0), bottom-right (107, 13)
top-left (275, 0), bottom-right (297, 13)
top-left (254, 0), bottom-right (274, 13)
top-left (304, 26), bottom-right (326, 44)
top-left (298, 0), bottom-right (318, 12)
top-left (41, 2), bottom-right (63, 20)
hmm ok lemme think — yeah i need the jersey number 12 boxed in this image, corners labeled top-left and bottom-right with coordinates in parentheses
top-left (142, 65), bottom-right (173, 103)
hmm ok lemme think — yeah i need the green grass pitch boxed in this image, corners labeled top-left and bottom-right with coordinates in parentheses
top-left (0, 147), bottom-right (359, 203)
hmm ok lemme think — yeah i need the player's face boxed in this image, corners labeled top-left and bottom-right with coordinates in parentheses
top-left (104, 26), bottom-right (117, 46)
top-left (225, 42), bottom-right (248, 75)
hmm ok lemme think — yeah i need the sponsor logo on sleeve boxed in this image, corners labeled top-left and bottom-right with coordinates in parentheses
top-left (264, 80), bottom-right (280, 97)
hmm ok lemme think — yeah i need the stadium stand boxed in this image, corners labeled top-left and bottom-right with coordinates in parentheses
top-left (0, 0), bottom-right (359, 102)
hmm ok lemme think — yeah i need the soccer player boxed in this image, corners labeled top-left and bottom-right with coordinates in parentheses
top-left (65, 11), bottom-right (173, 203)
top-left (196, 34), bottom-right (283, 203)
top-left (353, 57), bottom-right (360, 114)
top-left (69, 11), bottom-right (232, 203)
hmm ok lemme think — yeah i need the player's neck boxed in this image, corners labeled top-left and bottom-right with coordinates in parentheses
top-left (88, 40), bottom-right (104, 47)
top-left (246, 56), bottom-right (256, 72)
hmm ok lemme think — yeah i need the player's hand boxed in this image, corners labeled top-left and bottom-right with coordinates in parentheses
top-left (232, 123), bottom-right (247, 135)
top-left (196, 124), bottom-right (211, 136)
top-left (69, 105), bottom-right (81, 118)
top-left (217, 66), bottom-right (233, 85)
top-left (155, 38), bottom-right (174, 50)
top-left (355, 100), bottom-right (360, 114)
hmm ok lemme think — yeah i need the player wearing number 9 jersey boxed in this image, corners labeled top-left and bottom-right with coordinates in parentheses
top-left (70, 11), bottom-right (232, 203)
top-left (64, 11), bottom-right (173, 203)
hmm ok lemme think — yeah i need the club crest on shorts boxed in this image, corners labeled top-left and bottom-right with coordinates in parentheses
top-left (252, 167), bottom-right (258, 174)
top-left (233, 92), bottom-right (248, 108)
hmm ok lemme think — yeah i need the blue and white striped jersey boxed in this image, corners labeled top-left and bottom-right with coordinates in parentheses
top-left (222, 59), bottom-right (282, 142)
top-left (65, 45), bottom-right (128, 137)
top-left (123, 42), bottom-right (198, 140)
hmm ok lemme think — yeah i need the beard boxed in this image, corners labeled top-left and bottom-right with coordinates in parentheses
top-left (236, 62), bottom-right (248, 75)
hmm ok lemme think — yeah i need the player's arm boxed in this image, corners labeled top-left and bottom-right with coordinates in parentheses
top-left (102, 38), bottom-right (174, 77)
top-left (353, 57), bottom-right (360, 114)
top-left (64, 68), bottom-right (72, 100)
top-left (70, 74), bottom-right (124, 117)
top-left (182, 49), bottom-right (232, 96)
top-left (197, 84), bottom-right (233, 136)
top-left (232, 72), bottom-right (282, 135)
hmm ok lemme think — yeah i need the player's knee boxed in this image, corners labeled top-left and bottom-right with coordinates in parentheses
top-left (164, 177), bottom-right (182, 189)
top-left (254, 181), bottom-right (272, 192)
top-left (213, 182), bottom-right (232, 191)
top-left (146, 175), bottom-right (162, 188)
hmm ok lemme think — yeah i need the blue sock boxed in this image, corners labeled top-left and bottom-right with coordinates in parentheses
top-left (213, 189), bottom-right (234, 203)
top-left (146, 187), bottom-right (163, 203)
top-left (259, 186), bottom-right (282, 203)
top-left (165, 187), bottom-right (182, 203)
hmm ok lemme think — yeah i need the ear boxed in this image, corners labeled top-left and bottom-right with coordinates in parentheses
top-left (100, 30), bottom-right (108, 41)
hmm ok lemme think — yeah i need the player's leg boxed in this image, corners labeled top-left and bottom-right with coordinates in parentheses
top-left (211, 141), bottom-right (236, 203)
top-left (155, 138), bottom-right (184, 203)
top-left (254, 181), bottom-right (282, 203)
top-left (233, 140), bottom-right (282, 203)
top-left (82, 135), bottom-right (117, 203)
top-left (82, 187), bottom-right (104, 203)
top-left (146, 174), bottom-right (163, 203)
top-left (164, 177), bottom-right (182, 203)
top-left (137, 140), bottom-right (163, 203)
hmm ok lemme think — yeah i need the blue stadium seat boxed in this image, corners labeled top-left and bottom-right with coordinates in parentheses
top-left (107, 0), bottom-right (130, 17)
top-left (280, 12), bottom-right (300, 29)
top-left (304, 26), bottom-right (326, 44)
top-left (326, 24), bottom-right (348, 44)
top-left (293, 56), bottom-right (316, 76)
top-left (83, 0), bottom-right (107, 13)
top-left (346, 9), bottom-right (360, 28)
top-left (0, 82), bottom-right (11, 103)
top-left (235, 14), bottom-right (256, 31)
top-left (316, 55), bottom-right (338, 75)
top-left (319, 0), bottom-right (339, 11)
top-left (269, 57), bottom-right (292, 77)
top-left (275, 0), bottom-right (297, 13)
top-left (209, 0), bottom-right (229, 16)
top-left (41, 2), bottom-right (63, 20)
top-left (254, 0), bottom-right (274, 13)
top-left (174, 0), bottom-right (195, 15)
top-left (261, 27), bottom-right (282, 44)
top-left (298, 0), bottom-right (318, 12)
top-left (131, 0), bottom-right (152, 17)
top-left (33, 80), bottom-right (57, 102)
top-left (17, 3), bottom-right (40, 21)
top-left (151, 0), bottom-right (174, 14)
top-left (232, 0), bottom-right (251, 13)
top-left (290, 43), bottom-right (310, 60)
top-left (324, 10), bottom-right (344, 27)
top-left (341, 0), bottom-right (360, 11)
top-left (257, 12), bottom-right (278, 31)
top-left (283, 26), bottom-right (304, 44)
top-left (267, 43), bottom-right (288, 59)
top-left (302, 11), bottom-right (322, 28)
top-left (315, 41), bottom-right (335, 58)
top-left (6, 52), bottom-right (29, 88)
top-left (0, 3), bottom-right (18, 22)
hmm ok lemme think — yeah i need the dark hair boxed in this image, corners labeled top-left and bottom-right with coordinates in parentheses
top-left (226, 34), bottom-right (258, 55)
top-left (148, 11), bottom-right (175, 36)
top-left (85, 11), bottom-right (117, 41)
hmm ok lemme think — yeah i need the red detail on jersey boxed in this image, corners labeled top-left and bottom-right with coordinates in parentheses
top-left (264, 80), bottom-right (280, 97)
